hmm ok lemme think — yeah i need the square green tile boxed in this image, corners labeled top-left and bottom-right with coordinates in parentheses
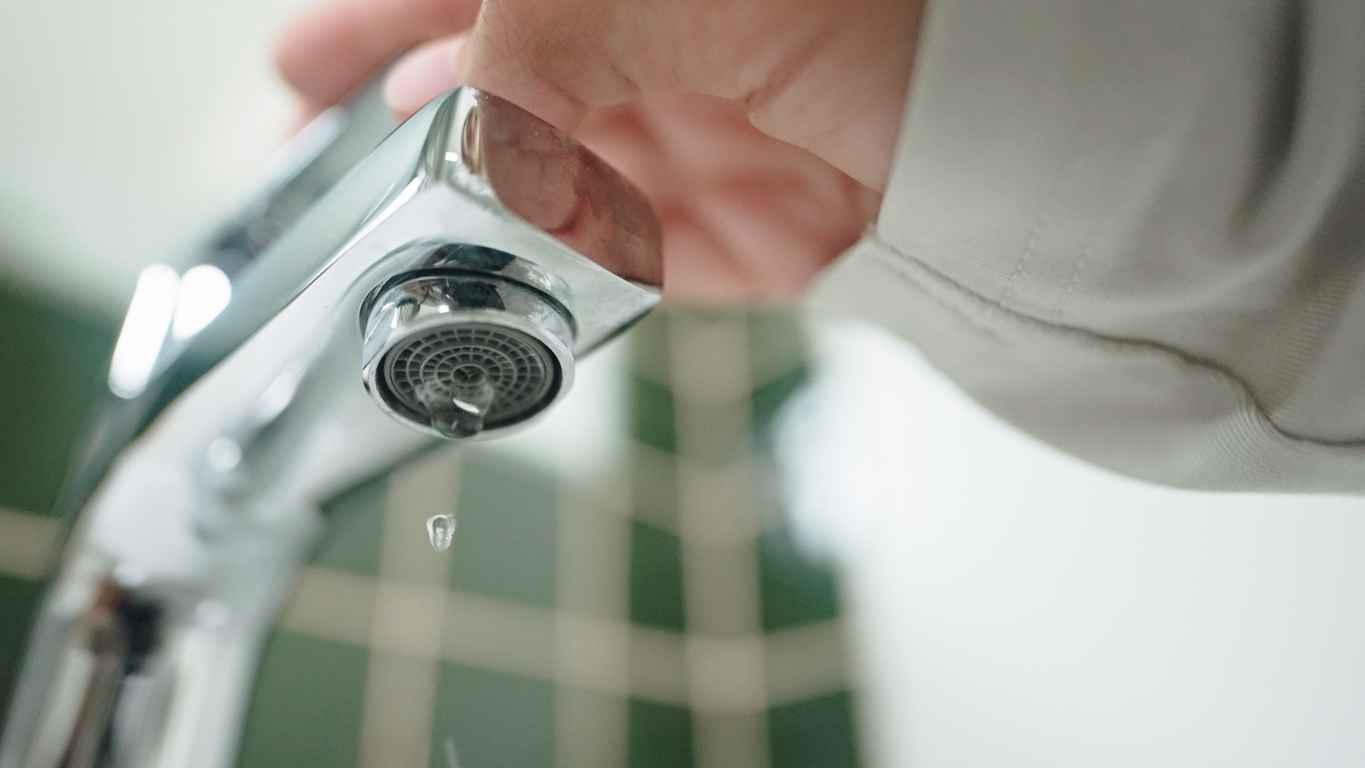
top-left (768, 691), bottom-right (861, 768)
top-left (448, 452), bottom-right (558, 608)
top-left (430, 663), bottom-right (554, 768)
top-left (626, 312), bottom-right (672, 384)
top-left (628, 698), bottom-right (694, 768)
top-left (750, 366), bottom-right (810, 446)
top-left (628, 447), bottom-right (680, 532)
top-left (314, 474), bottom-right (388, 576)
top-left (746, 312), bottom-right (809, 388)
top-left (757, 528), bottom-right (840, 631)
top-left (236, 631), bottom-right (368, 768)
top-left (0, 573), bottom-right (44, 721)
top-left (628, 521), bottom-right (685, 632)
top-left (630, 375), bottom-right (677, 454)
top-left (630, 373), bottom-right (679, 455)
top-left (0, 288), bottom-right (114, 515)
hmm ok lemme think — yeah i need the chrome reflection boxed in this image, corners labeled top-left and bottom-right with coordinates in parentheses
top-left (108, 265), bottom-right (180, 399)
top-left (171, 265), bottom-right (232, 340)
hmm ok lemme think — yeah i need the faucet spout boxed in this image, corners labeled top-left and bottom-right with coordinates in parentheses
top-left (0, 85), bottom-right (661, 768)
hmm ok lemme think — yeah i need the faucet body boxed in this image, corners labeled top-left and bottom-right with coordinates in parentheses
top-left (0, 87), bottom-right (661, 768)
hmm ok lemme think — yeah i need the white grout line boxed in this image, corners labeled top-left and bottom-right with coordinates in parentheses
top-left (441, 588), bottom-right (560, 681)
top-left (669, 314), bottom-right (772, 768)
top-left (0, 506), bottom-right (61, 580)
top-left (624, 445), bottom-right (784, 541)
top-left (554, 688), bottom-right (627, 768)
top-left (555, 476), bottom-right (630, 768)
top-left (279, 566), bottom-right (375, 646)
top-left (625, 624), bottom-right (691, 705)
top-left (555, 612), bottom-right (633, 698)
top-left (667, 315), bottom-right (758, 404)
top-left (676, 459), bottom-right (767, 546)
top-left (357, 653), bottom-right (441, 768)
top-left (685, 634), bottom-right (768, 714)
top-left (763, 619), bottom-right (854, 706)
top-left (555, 481), bottom-right (632, 619)
top-left (693, 711), bottom-right (771, 768)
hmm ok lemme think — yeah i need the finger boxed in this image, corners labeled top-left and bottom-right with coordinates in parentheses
top-left (636, 94), bottom-right (870, 212)
top-left (384, 34), bottom-right (469, 117)
top-left (574, 105), bottom-right (681, 215)
top-left (657, 207), bottom-right (760, 304)
top-left (690, 177), bottom-right (864, 299)
top-left (459, 0), bottom-right (687, 134)
top-left (458, 0), bottom-right (913, 190)
top-left (274, 0), bottom-right (481, 110)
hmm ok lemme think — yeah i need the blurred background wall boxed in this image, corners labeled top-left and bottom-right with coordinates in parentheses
top-left (0, 0), bottom-right (304, 318)
top-left (4, 2), bottom-right (1365, 768)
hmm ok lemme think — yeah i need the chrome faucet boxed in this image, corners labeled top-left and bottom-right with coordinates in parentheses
top-left (0, 86), bottom-right (662, 768)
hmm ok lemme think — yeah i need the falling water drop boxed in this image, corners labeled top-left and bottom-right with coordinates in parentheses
top-left (421, 369), bottom-right (496, 439)
top-left (444, 737), bottom-right (463, 768)
top-left (426, 513), bottom-right (457, 552)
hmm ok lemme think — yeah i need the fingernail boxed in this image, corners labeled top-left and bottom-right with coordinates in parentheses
top-left (383, 35), bottom-right (467, 117)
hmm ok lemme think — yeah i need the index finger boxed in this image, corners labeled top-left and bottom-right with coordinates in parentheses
top-left (274, 0), bottom-right (481, 110)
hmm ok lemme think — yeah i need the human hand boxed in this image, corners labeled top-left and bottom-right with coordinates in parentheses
top-left (276, 0), bottom-right (920, 301)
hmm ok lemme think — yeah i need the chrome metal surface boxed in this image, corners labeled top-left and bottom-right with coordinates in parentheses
top-left (0, 86), bottom-right (661, 768)
top-left (359, 253), bottom-right (577, 439)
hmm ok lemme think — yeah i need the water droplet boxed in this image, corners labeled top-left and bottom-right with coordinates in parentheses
top-left (421, 372), bottom-right (496, 438)
top-left (426, 513), bottom-right (457, 552)
top-left (429, 402), bottom-right (486, 438)
top-left (443, 737), bottom-right (463, 768)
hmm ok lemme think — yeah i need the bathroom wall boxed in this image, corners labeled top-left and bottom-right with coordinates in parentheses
top-left (0, 0), bottom-right (307, 318)
top-left (0, 298), bottom-right (865, 767)
top-left (792, 319), bottom-right (1365, 768)
top-left (229, 311), bottom-right (863, 768)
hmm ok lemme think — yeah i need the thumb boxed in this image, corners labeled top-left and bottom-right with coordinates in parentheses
top-left (457, 0), bottom-right (662, 135)
top-left (384, 34), bottom-right (471, 118)
top-left (457, 0), bottom-right (919, 189)
top-left (384, 0), bottom-right (652, 132)
top-left (385, 0), bottom-right (918, 189)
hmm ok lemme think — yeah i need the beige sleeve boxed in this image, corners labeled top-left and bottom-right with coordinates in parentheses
top-left (810, 0), bottom-right (1365, 492)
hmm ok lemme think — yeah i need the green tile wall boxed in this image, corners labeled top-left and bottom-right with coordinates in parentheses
top-left (431, 663), bottom-right (555, 768)
top-left (758, 528), bottom-right (841, 631)
top-left (750, 366), bottom-right (810, 442)
top-left (448, 452), bottom-right (558, 608)
top-left (315, 474), bottom-right (388, 576)
top-left (628, 699), bottom-right (694, 768)
top-left (0, 298), bottom-right (862, 768)
top-left (628, 521), bottom-right (686, 632)
top-left (236, 631), bottom-right (369, 768)
top-left (768, 691), bottom-right (861, 768)
top-left (0, 286), bottom-right (113, 514)
top-left (0, 284), bottom-right (114, 723)
top-left (630, 375), bottom-right (677, 454)
top-left (0, 574), bottom-right (43, 722)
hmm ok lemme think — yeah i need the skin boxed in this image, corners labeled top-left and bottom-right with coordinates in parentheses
top-left (275, 0), bottom-right (922, 301)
